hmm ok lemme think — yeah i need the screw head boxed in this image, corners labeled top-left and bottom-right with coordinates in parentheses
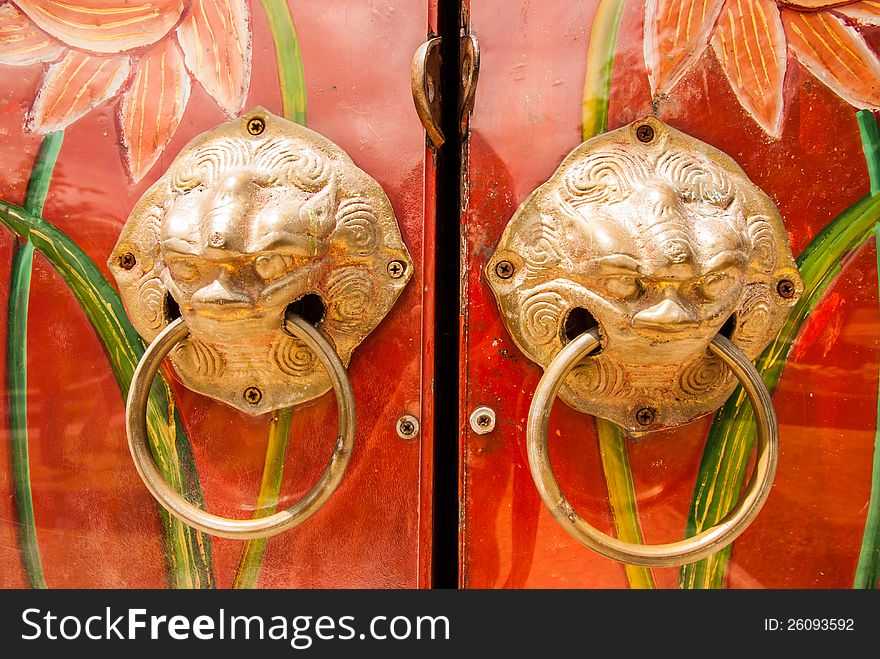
top-left (244, 386), bottom-right (262, 405)
top-left (469, 406), bottom-right (496, 435)
top-left (635, 407), bottom-right (656, 426)
top-left (776, 278), bottom-right (796, 299)
top-left (247, 116), bottom-right (266, 136)
top-left (494, 260), bottom-right (514, 279)
top-left (387, 260), bottom-right (406, 278)
top-left (396, 414), bottom-right (420, 439)
top-left (636, 124), bottom-right (655, 143)
top-left (118, 252), bottom-right (137, 270)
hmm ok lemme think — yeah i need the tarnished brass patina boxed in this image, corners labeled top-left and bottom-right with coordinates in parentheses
top-left (110, 107), bottom-right (412, 414)
top-left (487, 117), bottom-right (801, 435)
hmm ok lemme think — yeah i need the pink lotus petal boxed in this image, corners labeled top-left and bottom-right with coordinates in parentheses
top-left (119, 38), bottom-right (190, 182)
top-left (176, 0), bottom-right (250, 117)
top-left (712, 0), bottom-right (787, 138)
top-left (15, 0), bottom-right (185, 54)
top-left (27, 49), bottom-right (130, 132)
top-left (644, 0), bottom-right (727, 95)
top-left (783, 8), bottom-right (880, 109)
top-left (834, 1), bottom-right (880, 25)
top-left (0, 3), bottom-right (63, 65)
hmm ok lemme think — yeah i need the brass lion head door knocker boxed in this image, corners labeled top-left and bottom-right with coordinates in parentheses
top-left (111, 108), bottom-right (412, 539)
top-left (487, 117), bottom-right (801, 566)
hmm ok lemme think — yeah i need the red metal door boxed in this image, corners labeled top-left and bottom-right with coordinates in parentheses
top-left (459, 0), bottom-right (880, 588)
top-left (0, 0), bottom-right (437, 588)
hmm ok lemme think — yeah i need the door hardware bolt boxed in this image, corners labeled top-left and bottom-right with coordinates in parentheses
top-left (495, 260), bottom-right (514, 279)
top-left (776, 278), bottom-right (796, 299)
top-left (246, 116), bottom-right (266, 135)
top-left (396, 414), bottom-right (420, 439)
top-left (636, 124), bottom-right (655, 143)
top-left (119, 252), bottom-right (137, 270)
top-left (469, 406), bottom-right (496, 435)
top-left (244, 386), bottom-right (263, 405)
top-left (635, 407), bottom-right (656, 426)
top-left (387, 260), bottom-right (406, 278)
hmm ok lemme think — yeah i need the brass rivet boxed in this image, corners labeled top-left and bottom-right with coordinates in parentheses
top-left (495, 260), bottom-right (514, 279)
top-left (636, 124), bottom-right (655, 143)
top-left (119, 252), bottom-right (137, 270)
top-left (244, 386), bottom-right (262, 405)
top-left (776, 279), bottom-right (795, 299)
top-left (387, 260), bottom-right (406, 278)
top-left (247, 117), bottom-right (266, 136)
top-left (636, 407), bottom-right (656, 426)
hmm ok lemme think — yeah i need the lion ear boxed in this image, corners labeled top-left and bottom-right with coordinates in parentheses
top-left (298, 177), bottom-right (338, 241)
top-left (746, 214), bottom-right (777, 276)
top-left (108, 191), bottom-right (171, 342)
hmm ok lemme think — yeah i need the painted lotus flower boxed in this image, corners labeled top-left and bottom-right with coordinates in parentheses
top-left (645, 0), bottom-right (880, 137)
top-left (0, 0), bottom-right (252, 181)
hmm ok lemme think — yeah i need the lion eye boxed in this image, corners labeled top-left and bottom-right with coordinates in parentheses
top-left (255, 254), bottom-right (291, 281)
top-left (604, 276), bottom-right (641, 300)
top-left (168, 259), bottom-right (201, 282)
top-left (697, 273), bottom-right (732, 300)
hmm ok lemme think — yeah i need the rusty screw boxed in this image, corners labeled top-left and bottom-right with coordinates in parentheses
top-left (244, 386), bottom-right (262, 405)
top-left (776, 278), bottom-right (796, 299)
top-left (636, 124), bottom-right (655, 143)
top-left (635, 407), bottom-right (656, 426)
top-left (247, 116), bottom-right (266, 136)
top-left (396, 414), bottom-right (420, 439)
top-left (118, 252), bottom-right (137, 270)
top-left (387, 260), bottom-right (406, 278)
top-left (495, 260), bottom-right (514, 279)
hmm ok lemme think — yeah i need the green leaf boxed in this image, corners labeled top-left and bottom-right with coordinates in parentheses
top-left (7, 131), bottom-right (63, 588)
top-left (0, 199), bottom-right (216, 588)
top-left (679, 110), bottom-right (880, 589)
top-left (233, 408), bottom-right (293, 589)
top-left (853, 222), bottom-right (880, 589)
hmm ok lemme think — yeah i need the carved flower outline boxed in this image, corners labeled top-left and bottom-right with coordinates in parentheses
top-left (0, 0), bottom-right (252, 181)
top-left (645, 0), bottom-right (880, 137)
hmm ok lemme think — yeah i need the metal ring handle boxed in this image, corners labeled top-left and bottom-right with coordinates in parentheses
top-left (126, 314), bottom-right (356, 540)
top-left (526, 328), bottom-right (778, 567)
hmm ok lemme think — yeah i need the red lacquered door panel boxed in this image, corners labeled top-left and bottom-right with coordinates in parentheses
top-left (459, 0), bottom-right (880, 588)
top-left (0, 0), bottom-right (436, 589)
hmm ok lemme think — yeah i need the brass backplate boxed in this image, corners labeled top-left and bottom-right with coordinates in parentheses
top-left (110, 107), bottom-right (412, 415)
top-left (487, 117), bottom-right (801, 435)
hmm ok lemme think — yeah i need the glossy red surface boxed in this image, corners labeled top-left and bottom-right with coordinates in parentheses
top-left (461, 0), bottom-right (879, 588)
top-left (0, 1), bottom-right (436, 588)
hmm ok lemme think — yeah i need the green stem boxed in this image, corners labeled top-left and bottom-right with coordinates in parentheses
top-left (581, 0), bottom-right (626, 141)
top-left (853, 223), bottom-right (880, 589)
top-left (8, 131), bottom-right (63, 588)
top-left (581, 0), bottom-right (653, 589)
top-left (233, 408), bottom-right (293, 588)
top-left (260, 0), bottom-right (307, 125)
top-left (232, 2), bottom-right (308, 588)
top-left (0, 199), bottom-right (215, 588)
top-left (596, 419), bottom-right (655, 588)
top-left (679, 110), bottom-right (880, 589)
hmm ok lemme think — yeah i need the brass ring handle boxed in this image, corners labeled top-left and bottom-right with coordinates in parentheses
top-left (126, 314), bottom-right (356, 540)
top-left (526, 328), bottom-right (778, 567)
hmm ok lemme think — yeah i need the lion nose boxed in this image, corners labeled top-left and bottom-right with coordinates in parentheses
top-left (632, 298), bottom-right (697, 331)
top-left (191, 279), bottom-right (250, 308)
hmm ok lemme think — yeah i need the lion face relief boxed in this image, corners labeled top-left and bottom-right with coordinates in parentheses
top-left (109, 108), bottom-right (412, 414)
top-left (487, 118), bottom-right (801, 435)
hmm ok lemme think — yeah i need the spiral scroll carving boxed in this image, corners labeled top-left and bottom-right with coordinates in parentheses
top-left (678, 356), bottom-right (725, 396)
top-left (271, 335), bottom-right (316, 378)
